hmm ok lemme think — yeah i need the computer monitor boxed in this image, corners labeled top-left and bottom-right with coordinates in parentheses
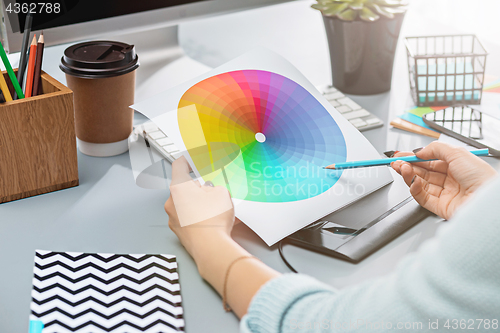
top-left (1, 0), bottom-right (290, 52)
top-left (1, 0), bottom-right (292, 100)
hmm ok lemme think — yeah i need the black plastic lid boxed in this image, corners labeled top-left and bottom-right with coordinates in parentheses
top-left (60, 41), bottom-right (139, 78)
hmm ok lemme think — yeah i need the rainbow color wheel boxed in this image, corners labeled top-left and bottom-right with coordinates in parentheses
top-left (178, 70), bottom-right (346, 202)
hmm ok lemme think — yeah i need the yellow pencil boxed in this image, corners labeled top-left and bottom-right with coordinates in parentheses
top-left (0, 71), bottom-right (13, 101)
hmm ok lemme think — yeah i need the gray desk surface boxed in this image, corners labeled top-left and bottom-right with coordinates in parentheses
top-left (1, 1), bottom-right (500, 332)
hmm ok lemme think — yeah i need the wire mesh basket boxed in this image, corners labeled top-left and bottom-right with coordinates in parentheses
top-left (405, 35), bottom-right (488, 107)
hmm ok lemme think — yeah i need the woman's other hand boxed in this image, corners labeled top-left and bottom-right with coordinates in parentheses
top-left (165, 156), bottom-right (235, 271)
top-left (391, 142), bottom-right (497, 220)
top-left (164, 156), bottom-right (279, 318)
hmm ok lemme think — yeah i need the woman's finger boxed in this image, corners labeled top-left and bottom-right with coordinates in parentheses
top-left (171, 156), bottom-right (194, 186)
top-left (401, 163), bottom-right (446, 196)
top-left (400, 163), bottom-right (416, 186)
top-left (415, 141), bottom-right (467, 164)
top-left (391, 161), bottom-right (402, 174)
top-left (408, 159), bottom-right (449, 174)
top-left (409, 176), bottom-right (440, 214)
top-left (411, 165), bottom-right (447, 188)
top-left (164, 197), bottom-right (175, 215)
top-left (393, 152), bottom-right (414, 158)
top-left (391, 160), bottom-right (408, 174)
top-left (393, 150), bottom-right (449, 174)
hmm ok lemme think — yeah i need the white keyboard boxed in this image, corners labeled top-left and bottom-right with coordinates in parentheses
top-left (135, 86), bottom-right (384, 161)
top-left (134, 122), bottom-right (180, 163)
top-left (317, 85), bottom-right (384, 131)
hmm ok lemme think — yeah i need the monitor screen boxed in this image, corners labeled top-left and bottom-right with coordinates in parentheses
top-left (2, 0), bottom-right (290, 53)
top-left (5, 0), bottom-right (207, 33)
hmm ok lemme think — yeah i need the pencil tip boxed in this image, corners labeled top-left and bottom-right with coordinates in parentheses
top-left (31, 34), bottom-right (37, 45)
top-left (38, 32), bottom-right (44, 43)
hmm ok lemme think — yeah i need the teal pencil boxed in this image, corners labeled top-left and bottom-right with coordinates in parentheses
top-left (325, 148), bottom-right (490, 170)
top-left (0, 41), bottom-right (25, 99)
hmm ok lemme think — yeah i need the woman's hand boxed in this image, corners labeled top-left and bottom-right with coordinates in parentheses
top-left (165, 157), bottom-right (280, 318)
top-left (391, 142), bottom-right (497, 220)
top-left (165, 156), bottom-right (236, 271)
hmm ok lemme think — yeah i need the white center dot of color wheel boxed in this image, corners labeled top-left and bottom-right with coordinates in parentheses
top-left (255, 132), bottom-right (266, 143)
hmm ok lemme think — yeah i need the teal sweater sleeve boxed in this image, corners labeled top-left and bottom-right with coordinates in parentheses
top-left (241, 176), bottom-right (500, 333)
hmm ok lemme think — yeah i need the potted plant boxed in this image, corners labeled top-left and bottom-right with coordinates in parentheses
top-left (312, 0), bottom-right (408, 95)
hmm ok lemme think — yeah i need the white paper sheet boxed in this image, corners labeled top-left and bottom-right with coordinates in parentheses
top-left (131, 48), bottom-right (393, 245)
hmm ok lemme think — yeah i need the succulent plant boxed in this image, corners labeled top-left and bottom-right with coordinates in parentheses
top-left (312, 0), bottom-right (407, 22)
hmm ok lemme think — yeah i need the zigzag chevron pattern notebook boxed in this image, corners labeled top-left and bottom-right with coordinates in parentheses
top-left (30, 250), bottom-right (184, 333)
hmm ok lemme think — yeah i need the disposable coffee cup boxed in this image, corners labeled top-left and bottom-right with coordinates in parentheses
top-left (60, 41), bottom-right (139, 157)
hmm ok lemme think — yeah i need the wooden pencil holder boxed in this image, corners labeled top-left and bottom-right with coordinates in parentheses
top-left (0, 70), bottom-right (79, 204)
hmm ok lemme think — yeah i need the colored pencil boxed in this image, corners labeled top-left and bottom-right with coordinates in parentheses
top-left (22, 47), bottom-right (30, 93)
top-left (0, 88), bottom-right (5, 103)
top-left (25, 35), bottom-right (37, 98)
top-left (0, 40), bottom-right (24, 99)
top-left (15, 13), bottom-right (33, 99)
top-left (324, 148), bottom-right (490, 170)
top-left (0, 68), bottom-right (13, 101)
top-left (32, 32), bottom-right (44, 96)
top-left (390, 118), bottom-right (441, 139)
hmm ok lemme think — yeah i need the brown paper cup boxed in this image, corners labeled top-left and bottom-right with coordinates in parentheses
top-left (60, 41), bottom-right (139, 157)
top-left (65, 71), bottom-right (136, 156)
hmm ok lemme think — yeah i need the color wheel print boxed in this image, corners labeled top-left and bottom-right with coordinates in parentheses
top-left (178, 70), bottom-right (346, 203)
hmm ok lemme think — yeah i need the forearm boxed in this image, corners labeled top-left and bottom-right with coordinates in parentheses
top-left (243, 177), bottom-right (500, 333)
top-left (192, 233), bottom-right (281, 318)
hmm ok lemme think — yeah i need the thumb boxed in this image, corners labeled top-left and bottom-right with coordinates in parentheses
top-left (415, 141), bottom-right (466, 164)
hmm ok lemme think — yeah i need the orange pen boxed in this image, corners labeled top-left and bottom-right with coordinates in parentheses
top-left (25, 34), bottom-right (37, 98)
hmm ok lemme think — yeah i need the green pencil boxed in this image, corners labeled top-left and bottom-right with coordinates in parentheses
top-left (0, 41), bottom-right (25, 99)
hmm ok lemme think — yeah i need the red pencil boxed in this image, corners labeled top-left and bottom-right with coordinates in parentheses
top-left (25, 34), bottom-right (37, 98)
top-left (32, 32), bottom-right (44, 96)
